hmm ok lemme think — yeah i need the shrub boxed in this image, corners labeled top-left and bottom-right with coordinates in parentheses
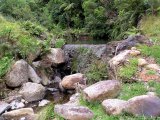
top-left (0, 15), bottom-right (44, 61)
top-left (86, 60), bottom-right (107, 84)
top-left (55, 39), bottom-right (66, 48)
top-left (0, 56), bottom-right (13, 78)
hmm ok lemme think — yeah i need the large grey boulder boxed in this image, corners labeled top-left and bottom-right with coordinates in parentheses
top-left (83, 80), bottom-right (121, 101)
top-left (61, 73), bottom-right (85, 89)
top-left (0, 101), bottom-right (11, 115)
top-left (19, 82), bottom-right (45, 102)
top-left (63, 44), bottom-right (107, 58)
top-left (102, 99), bottom-right (127, 115)
top-left (28, 65), bottom-right (41, 83)
top-left (6, 60), bottom-right (29, 87)
top-left (54, 104), bottom-right (94, 120)
top-left (2, 108), bottom-right (34, 120)
top-left (124, 95), bottom-right (160, 117)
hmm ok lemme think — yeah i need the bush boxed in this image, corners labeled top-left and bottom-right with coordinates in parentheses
top-left (55, 39), bottom-right (66, 48)
top-left (0, 56), bottom-right (13, 78)
top-left (0, 0), bottom-right (35, 20)
top-left (86, 60), bottom-right (107, 84)
top-left (0, 15), bottom-right (45, 61)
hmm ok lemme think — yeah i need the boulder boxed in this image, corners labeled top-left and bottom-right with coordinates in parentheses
top-left (2, 108), bottom-right (34, 120)
top-left (61, 73), bottom-right (85, 89)
top-left (109, 50), bottom-right (130, 68)
top-left (19, 82), bottom-right (45, 102)
top-left (0, 101), bottom-right (11, 115)
top-left (6, 60), bottom-right (29, 87)
top-left (102, 99), bottom-right (127, 115)
top-left (115, 35), bottom-right (149, 54)
top-left (54, 104), bottom-right (94, 120)
top-left (63, 44), bottom-right (107, 58)
top-left (42, 48), bottom-right (65, 66)
top-left (83, 80), bottom-right (121, 101)
top-left (146, 64), bottom-right (160, 71)
top-left (138, 58), bottom-right (148, 67)
top-left (124, 95), bottom-right (160, 117)
top-left (28, 65), bottom-right (41, 83)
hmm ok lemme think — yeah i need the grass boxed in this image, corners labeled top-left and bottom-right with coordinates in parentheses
top-left (79, 81), bottom-right (160, 120)
top-left (140, 15), bottom-right (160, 41)
top-left (147, 81), bottom-right (160, 95)
top-left (138, 45), bottom-right (160, 64)
top-left (38, 104), bottom-right (54, 120)
top-left (119, 82), bottom-right (147, 100)
top-left (146, 70), bottom-right (157, 75)
top-left (118, 58), bottom-right (138, 80)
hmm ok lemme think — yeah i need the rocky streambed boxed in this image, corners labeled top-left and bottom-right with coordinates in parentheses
top-left (1, 35), bottom-right (160, 120)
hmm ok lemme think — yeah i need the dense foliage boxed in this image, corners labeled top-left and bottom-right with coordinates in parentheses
top-left (1, 0), bottom-right (159, 39)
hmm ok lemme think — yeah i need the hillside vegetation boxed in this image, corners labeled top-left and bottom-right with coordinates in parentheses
top-left (1, 0), bottom-right (160, 120)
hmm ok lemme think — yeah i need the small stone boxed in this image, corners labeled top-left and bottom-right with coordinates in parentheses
top-left (131, 47), bottom-right (137, 50)
top-left (102, 99), bottom-right (127, 115)
top-left (38, 100), bottom-right (50, 107)
top-left (130, 50), bottom-right (141, 56)
top-left (47, 88), bottom-right (58, 92)
top-left (138, 58), bottom-right (148, 67)
top-left (146, 64), bottom-right (160, 71)
top-left (147, 92), bottom-right (157, 96)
